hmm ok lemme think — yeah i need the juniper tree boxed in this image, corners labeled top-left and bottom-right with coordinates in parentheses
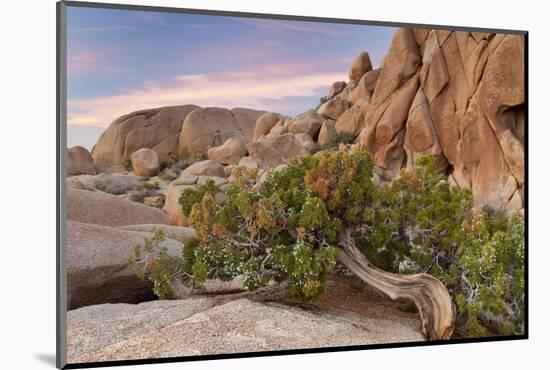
top-left (130, 151), bottom-right (524, 339)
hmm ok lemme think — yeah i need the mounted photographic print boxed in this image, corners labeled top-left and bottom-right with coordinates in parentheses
top-left (56, 1), bottom-right (527, 368)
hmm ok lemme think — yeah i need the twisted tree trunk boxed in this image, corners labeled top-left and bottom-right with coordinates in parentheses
top-left (338, 228), bottom-right (455, 340)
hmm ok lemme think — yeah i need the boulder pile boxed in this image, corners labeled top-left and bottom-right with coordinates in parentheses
top-left (66, 27), bottom-right (525, 313)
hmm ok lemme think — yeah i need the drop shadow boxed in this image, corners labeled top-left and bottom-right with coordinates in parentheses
top-left (34, 353), bottom-right (57, 367)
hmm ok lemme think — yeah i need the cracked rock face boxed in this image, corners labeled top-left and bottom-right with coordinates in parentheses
top-left (360, 28), bottom-right (525, 209)
top-left (67, 297), bottom-right (424, 364)
top-left (320, 29), bottom-right (524, 210)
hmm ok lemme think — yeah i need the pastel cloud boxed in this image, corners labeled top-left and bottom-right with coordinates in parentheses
top-left (68, 64), bottom-right (346, 127)
top-left (233, 18), bottom-right (352, 37)
top-left (73, 25), bottom-right (135, 33)
top-left (68, 49), bottom-right (124, 76)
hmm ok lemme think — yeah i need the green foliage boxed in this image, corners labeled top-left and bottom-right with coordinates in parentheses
top-left (321, 131), bottom-right (357, 151)
top-left (128, 229), bottom-right (175, 299)
top-left (316, 95), bottom-right (329, 110)
top-left (377, 156), bottom-right (524, 336)
top-left (452, 212), bottom-right (525, 336)
top-left (178, 179), bottom-right (220, 217)
top-left (123, 159), bottom-right (133, 172)
top-left (129, 151), bottom-right (524, 337)
top-left (194, 151), bottom-right (209, 161)
top-left (271, 241), bottom-right (337, 301)
top-left (141, 179), bottom-right (160, 192)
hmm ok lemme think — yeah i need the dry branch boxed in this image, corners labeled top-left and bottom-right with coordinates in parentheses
top-left (338, 228), bottom-right (455, 340)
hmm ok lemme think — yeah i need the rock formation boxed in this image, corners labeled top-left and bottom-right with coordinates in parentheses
top-left (92, 105), bottom-right (200, 171)
top-left (67, 146), bottom-right (96, 176)
top-left (287, 110), bottom-right (324, 139)
top-left (84, 28), bottom-right (524, 213)
top-left (130, 148), bottom-right (160, 177)
top-left (253, 112), bottom-right (283, 141)
top-left (178, 159), bottom-right (225, 178)
top-left (67, 293), bottom-right (423, 363)
top-left (321, 28), bottom-right (525, 210)
top-left (68, 188), bottom-right (169, 227)
top-left (230, 107), bottom-right (268, 142)
top-left (246, 133), bottom-right (308, 168)
top-left (207, 137), bottom-right (248, 165)
top-left (179, 107), bottom-right (245, 159)
top-left (67, 221), bottom-right (186, 309)
top-left (67, 173), bottom-right (142, 194)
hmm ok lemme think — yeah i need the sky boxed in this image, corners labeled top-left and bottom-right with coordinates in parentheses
top-left (66, 6), bottom-right (395, 149)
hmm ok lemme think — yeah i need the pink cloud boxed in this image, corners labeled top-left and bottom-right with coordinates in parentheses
top-left (67, 64), bottom-right (347, 127)
top-left (68, 49), bottom-right (125, 76)
top-left (233, 18), bottom-right (351, 37)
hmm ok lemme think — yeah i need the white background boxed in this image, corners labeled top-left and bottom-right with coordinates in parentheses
top-left (0, 0), bottom-right (546, 368)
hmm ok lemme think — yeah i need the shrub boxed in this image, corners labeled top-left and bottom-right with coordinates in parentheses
top-left (123, 159), bottom-right (133, 172)
top-left (230, 166), bottom-right (260, 188)
top-left (316, 96), bottom-right (329, 110)
top-left (141, 179), bottom-right (159, 192)
top-left (128, 229), bottom-right (176, 299)
top-left (130, 151), bottom-right (524, 337)
top-left (178, 179), bottom-right (220, 218)
top-left (382, 157), bottom-right (524, 336)
top-left (321, 131), bottom-right (357, 151)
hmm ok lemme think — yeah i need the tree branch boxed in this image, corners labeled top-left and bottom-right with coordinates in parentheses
top-left (337, 228), bottom-right (455, 340)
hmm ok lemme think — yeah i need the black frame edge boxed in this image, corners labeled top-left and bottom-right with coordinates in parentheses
top-left (62, 0), bottom-right (527, 35)
top-left (63, 335), bottom-right (528, 369)
top-left (57, 1), bottom-right (68, 369)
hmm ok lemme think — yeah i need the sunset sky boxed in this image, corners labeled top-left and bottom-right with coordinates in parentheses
top-left (66, 6), bottom-right (395, 148)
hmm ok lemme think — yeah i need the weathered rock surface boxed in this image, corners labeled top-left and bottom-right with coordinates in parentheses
top-left (230, 107), bottom-right (268, 143)
top-left (67, 146), bottom-right (96, 176)
top-left (142, 195), bottom-right (165, 208)
top-left (67, 221), bottom-right (183, 309)
top-left (403, 89), bottom-right (447, 172)
top-left (348, 51), bottom-right (373, 82)
top-left (92, 105), bottom-right (200, 170)
top-left (67, 298), bottom-right (217, 362)
top-left (130, 148), bottom-right (160, 177)
top-left (317, 98), bottom-right (349, 121)
top-left (346, 68), bottom-right (381, 105)
top-left (68, 188), bottom-right (168, 227)
top-left (352, 28), bottom-right (524, 208)
top-left (287, 110), bottom-right (324, 139)
top-left (67, 173), bottom-right (142, 195)
top-left (179, 107), bottom-right (246, 159)
top-left (237, 156), bottom-right (260, 170)
top-left (294, 133), bottom-right (317, 153)
top-left (247, 133), bottom-right (307, 168)
top-left (335, 106), bottom-right (363, 136)
top-left (266, 125), bottom-right (288, 139)
top-left (328, 81), bottom-right (346, 98)
top-left (67, 296), bottom-right (423, 363)
top-left (163, 182), bottom-right (193, 226)
top-left (117, 224), bottom-right (196, 242)
top-left (179, 160), bottom-right (225, 178)
top-left (253, 112), bottom-right (281, 141)
top-left (317, 119), bottom-right (336, 147)
top-left (207, 137), bottom-right (247, 165)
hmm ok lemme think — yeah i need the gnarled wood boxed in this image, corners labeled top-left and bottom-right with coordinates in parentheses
top-left (338, 228), bottom-right (455, 340)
